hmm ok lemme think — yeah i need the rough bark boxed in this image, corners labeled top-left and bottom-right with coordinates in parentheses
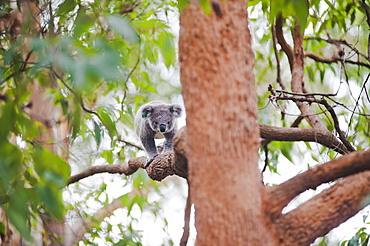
top-left (267, 149), bottom-right (370, 217)
top-left (259, 123), bottom-right (348, 154)
top-left (291, 24), bottom-right (327, 131)
top-left (179, 1), bottom-right (274, 245)
top-left (276, 171), bottom-right (370, 245)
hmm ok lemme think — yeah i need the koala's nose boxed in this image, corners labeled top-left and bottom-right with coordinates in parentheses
top-left (159, 124), bottom-right (166, 132)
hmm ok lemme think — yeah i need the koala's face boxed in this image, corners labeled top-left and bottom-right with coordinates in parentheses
top-left (142, 104), bottom-right (182, 134)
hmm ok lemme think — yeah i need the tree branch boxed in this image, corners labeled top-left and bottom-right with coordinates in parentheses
top-left (117, 138), bottom-right (143, 150)
top-left (275, 170), bottom-right (370, 245)
top-left (180, 180), bottom-right (192, 246)
top-left (266, 149), bottom-right (370, 218)
top-left (305, 51), bottom-right (370, 69)
top-left (69, 123), bottom-right (355, 185)
top-left (68, 127), bottom-right (188, 184)
top-left (259, 123), bottom-right (348, 154)
top-left (360, 0), bottom-right (370, 60)
top-left (275, 14), bottom-right (293, 71)
top-left (291, 23), bottom-right (328, 131)
top-left (271, 94), bottom-right (355, 152)
top-left (68, 157), bottom-right (146, 185)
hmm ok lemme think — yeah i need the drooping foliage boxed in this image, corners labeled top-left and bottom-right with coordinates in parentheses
top-left (0, 0), bottom-right (179, 244)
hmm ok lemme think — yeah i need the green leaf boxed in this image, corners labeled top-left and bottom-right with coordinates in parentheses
top-left (7, 187), bottom-right (33, 242)
top-left (293, 0), bottom-right (309, 31)
top-left (198, 0), bottom-right (212, 14)
top-left (93, 120), bottom-right (102, 147)
top-left (106, 15), bottom-right (140, 45)
top-left (157, 31), bottom-right (176, 68)
top-left (98, 109), bottom-right (118, 140)
top-left (143, 42), bottom-right (158, 64)
top-left (0, 222), bottom-right (5, 235)
top-left (36, 185), bottom-right (64, 221)
top-left (131, 19), bottom-right (168, 33)
top-left (73, 6), bottom-right (95, 37)
top-left (280, 142), bottom-right (293, 163)
top-left (178, 0), bottom-right (189, 12)
top-left (0, 101), bottom-right (15, 140)
top-left (56, 0), bottom-right (78, 16)
top-left (101, 150), bottom-right (113, 164)
top-left (71, 98), bottom-right (82, 139)
top-left (0, 142), bottom-right (22, 191)
top-left (32, 146), bottom-right (70, 187)
top-left (89, 39), bottom-right (122, 81)
top-left (270, 0), bottom-right (308, 32)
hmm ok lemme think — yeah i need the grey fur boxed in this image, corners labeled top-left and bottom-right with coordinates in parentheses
top-left (135, 101), bottom-right (182, 168)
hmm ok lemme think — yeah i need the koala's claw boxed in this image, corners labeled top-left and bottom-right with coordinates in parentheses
top-left (144, 154), bottom-right (159, 168)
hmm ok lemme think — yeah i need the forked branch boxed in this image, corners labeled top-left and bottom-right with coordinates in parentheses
top-left (266, 149), bottom-right (370, 217)
top-left (275, 170), bottom-right (370, 245)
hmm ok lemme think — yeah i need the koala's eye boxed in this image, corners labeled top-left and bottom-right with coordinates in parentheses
top-left (167, 121), bottom-right (170, 125)
top-left (153, 121), bottom-right (158, 126)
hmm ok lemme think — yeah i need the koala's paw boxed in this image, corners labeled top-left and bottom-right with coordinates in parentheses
top-left (144, 154), bottom-right (159, 168)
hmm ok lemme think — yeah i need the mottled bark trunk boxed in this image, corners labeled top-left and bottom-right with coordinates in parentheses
top-left (179, 1), bottom-right (275, 245)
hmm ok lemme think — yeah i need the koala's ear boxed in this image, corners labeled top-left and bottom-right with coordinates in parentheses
top-left (169, 104), bottom-right (182, 117)
top-left (141, 106), bottom-right (153, 118)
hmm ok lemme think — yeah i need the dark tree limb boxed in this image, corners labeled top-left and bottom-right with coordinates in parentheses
top-left (360, 0), bottom-right (370, 60)
top-left (275, 14), bottom-right (294, 71)
top-left (271, 24), bottom-right (285, 90)
top-left (318, 99), bottom-right (355, 152)
top-left (305, 51), bottom-right (370, 69)
top-left (305, 37), bottom-right (369, 61)
top-left (68, 157), bottom-right (146, 185)
top-left (275, 170), bottom-right (370, 246)
top-left (266, 149), bottom-right (370, 218)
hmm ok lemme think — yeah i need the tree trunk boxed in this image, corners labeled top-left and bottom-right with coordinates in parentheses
top-left (179, 1), bottom-right (275, 244)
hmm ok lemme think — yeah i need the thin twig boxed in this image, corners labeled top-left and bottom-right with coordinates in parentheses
top-left (117, 138), bottom-right (143, 150)
top-left (305, 51), bottom-right (370, 69)
top-left (180, 180), bottom-right (192, 246)
top-left (121, 47), bottom-right (142, 111)
top-left (347, 73), bottom-right (370, 134)
top-left (305, 36), bottom-right (369, 61)
top-left (273, 94), bottom-right (355, 152)
top-left (272, 86), bottom-right (370, 117)
top-left (50, 66), bottom-right (103, 121)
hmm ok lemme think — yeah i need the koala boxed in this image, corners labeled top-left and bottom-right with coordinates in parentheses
top-left (135, 101), bottom-right (182, 168)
